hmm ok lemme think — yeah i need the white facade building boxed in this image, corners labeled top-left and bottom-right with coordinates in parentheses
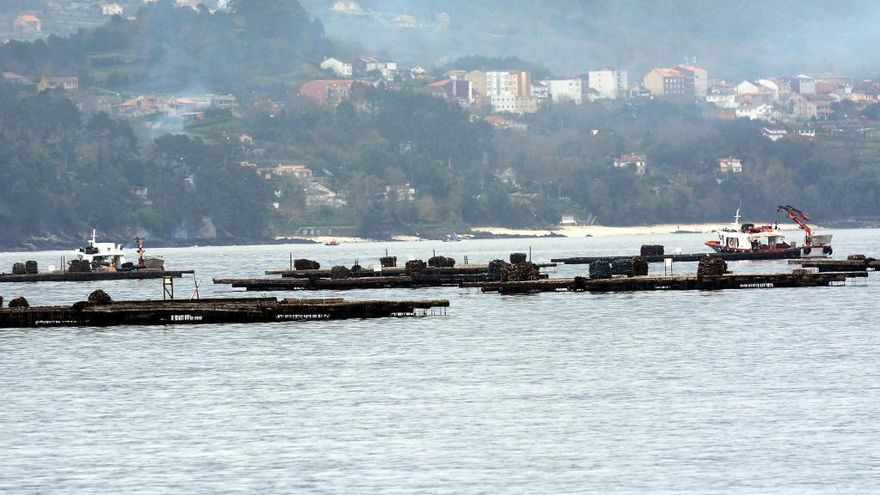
top-left (736, 80), bottom-right (761, 95)
top-left (548, 79), bottom-right (583, 104)
top-left (736, 103), bottom-right (774, 121)
top-left (706, 93), bottom-right (737, 109)
top-left (588, 69), bottom-right (628, 100)
top-left (490, 95), bottom-right (538, 114)
top-left (485, 71), bottom-right (530, 98)
top-left (320, 57), bottom-right (353, 77)
top-left (102, 3), bottom-right (123, 15)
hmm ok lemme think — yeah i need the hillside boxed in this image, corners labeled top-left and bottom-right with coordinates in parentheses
top-left (303, 0), bottom-right (880, 79)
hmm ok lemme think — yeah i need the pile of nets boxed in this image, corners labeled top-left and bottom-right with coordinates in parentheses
top-left (610, 258), bottom-right (634, 277)
top-left (589, 260), bottom-right (612, 279)
top-left (294, 259), bottom-right (320, 270)
top-left (632, 256), bottom-right (649, 276)
top-left (640, 245), bottom-right (665, 257)
top-left (8, 296), bottom-right (29, 308)
top-left (502, 262), bottom-right (540, 281)
top-left (68, 260), bottom-right (92, 273)
top-left (405, 259), bottom-right (428, 275)
top-left (11, 263), bottom-right (27, 275)
top-left (697, 257), bottom-right (728, 278)
top-left (379, 256), bottom-right (397, 268)
top-left (87, 289), bottom-right (112, 304)
top-left (509, 252), bottom-right (527, 264)
top-left (329, 265), bottom-right (352, 279)
top-left (25, 261), bottom-right (38, 274)
top-left (428, 256), bottom-right (455, 268)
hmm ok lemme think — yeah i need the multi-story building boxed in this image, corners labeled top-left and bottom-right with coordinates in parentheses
top-left (483, 71), bottom-right (535, 113)
top-left (643, 68), bottom-right (687, 96)
top-left (792, 75), bottom-right (816, 95)
top-left (643, 65), bottom-right (708, 97)
top-left (531, 81), bottom-right (550, 102)
top-left (465, 70), bottom-right (487, 99)
top-left (676, 65), bottom-right (708, 97)
top-left (547, 79), bottom-right (583, 104)
top-left (485, 71), bottom-right (531, 98)
top-left (489, 95), bottom-right (538, 114)
top-left (588, 69), bottom-right (628, 99)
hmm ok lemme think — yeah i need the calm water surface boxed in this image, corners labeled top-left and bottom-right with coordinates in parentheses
top-left (1, 230), bottom-right (879, 493)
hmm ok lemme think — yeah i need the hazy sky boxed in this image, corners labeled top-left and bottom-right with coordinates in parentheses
top-left (302, 0), bottom-right (880, 79)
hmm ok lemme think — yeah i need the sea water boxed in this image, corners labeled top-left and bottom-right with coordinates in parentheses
top-left (1, 231), bottom-right (878, 493)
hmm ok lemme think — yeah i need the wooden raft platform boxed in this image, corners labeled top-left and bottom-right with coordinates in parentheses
top-left (266, 263), bottom-right (556, 278)
top-left (552, 251), bottom-right (800, 264)
top-left (0, 297), bottom-right (449, 328)
top-left (792, 259), bottom-right (880, 272)
top-left (468, 271), bottom-right (868, 294)
top-left (214, 273), bottom-right (547, 291)
top-left (0, 270), bottom-right (195, 283)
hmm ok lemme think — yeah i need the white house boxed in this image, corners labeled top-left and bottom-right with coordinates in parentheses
top-left (378, 61), bottom-right (398, 80)
top-left (331, 1), bottom-right (362, 14)
top-left (706, 93), bottom-right (737, 109)
top-left (756, 79), bottom-right (780, 101)
top-left (410, 65), bottom-right (428, 78)
top-left (305, 182), bottom-right (346, 208)
top-left (613, 154), bottom-right (647, 175)
top-left (320, 57), bottom-right (353, 77)
top-left (718, 157), bottom-right (743, 174)
top-left (736, 103), bottom-right (774, 121)
top-left (736, 80), bottom-right (761, 95)
top-left (101, 3), bottom-right (123, 15)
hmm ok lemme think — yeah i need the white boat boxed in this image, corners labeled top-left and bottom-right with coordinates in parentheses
top-left (72, 229), bottom-right (128, 271)
top-left (705, 205), bottom-right (833, 258)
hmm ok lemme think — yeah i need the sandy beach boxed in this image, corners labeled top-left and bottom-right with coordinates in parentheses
top-left (275, 222), bottom-right (810, 244)
top-left (471, 223), bottom-right (730, 238)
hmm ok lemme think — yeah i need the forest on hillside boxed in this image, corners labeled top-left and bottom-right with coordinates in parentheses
top-left (2, 0), bottom-right (880, 248)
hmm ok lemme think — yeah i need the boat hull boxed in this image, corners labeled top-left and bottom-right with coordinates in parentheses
top-left (706, 244), bottom-right (832, 259)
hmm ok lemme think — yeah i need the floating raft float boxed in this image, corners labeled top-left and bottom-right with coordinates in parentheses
top-left (792, 259), bottom-right (880, 272)
top-left (0, 296), bottom-right (449, 328)
top-left (266, 263), bottom-right (556, 278)
top-left (0, 270), bottom-right (195, 283)
top-left (214, 273), bottom-right (541, 291)
top-left (467, 271), bottom-right (868, 294)
top-left (552, 251), bottom-right (801, 264)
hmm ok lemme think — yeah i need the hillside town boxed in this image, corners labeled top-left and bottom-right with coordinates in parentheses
top-left (3, 0), bottom-right (880, 242)
top-left (307, 57), bottom-right (880, 127)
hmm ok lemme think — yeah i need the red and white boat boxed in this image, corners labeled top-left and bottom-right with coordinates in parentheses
top-left (705, 205), bottom-right (833, 258)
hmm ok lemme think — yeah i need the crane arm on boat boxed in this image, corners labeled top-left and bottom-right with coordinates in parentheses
top-left (777, 204), bottom-right (813, 244)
